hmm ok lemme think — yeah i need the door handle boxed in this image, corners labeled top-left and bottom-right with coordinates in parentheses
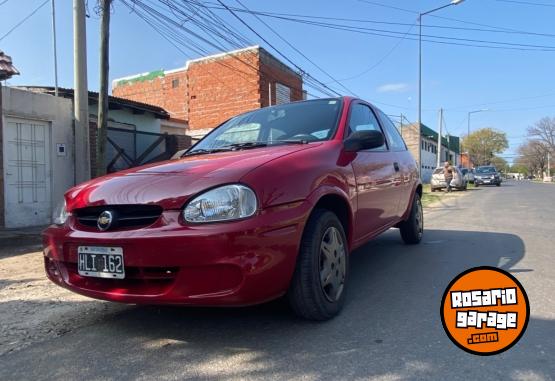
top-left (393, 162), bottom-right (400, 172)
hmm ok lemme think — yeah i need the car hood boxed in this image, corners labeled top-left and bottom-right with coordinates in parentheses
top-left (66, 144), bottom-right (318, 211)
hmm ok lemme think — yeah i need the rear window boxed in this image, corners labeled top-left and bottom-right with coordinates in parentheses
top-left (433, 168), bottom-right (443, 174)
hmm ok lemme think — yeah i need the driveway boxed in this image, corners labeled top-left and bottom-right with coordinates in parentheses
top-left (0, 181), bottom-right (553, 380)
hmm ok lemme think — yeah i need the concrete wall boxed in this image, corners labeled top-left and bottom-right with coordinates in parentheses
top-left (1, 87), bottom-right (74, 227)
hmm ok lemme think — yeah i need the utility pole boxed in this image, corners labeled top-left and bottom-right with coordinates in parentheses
top-left (97, 0), bottom-right (111, 177)
top-left (437, 108), bottom-right (443, 168)
top-left (51, 0), bottom-right (59, 96)
top-left (73, 0), bottom-right (90, 183)
top-left (400, 113), bottom-right (404, 137)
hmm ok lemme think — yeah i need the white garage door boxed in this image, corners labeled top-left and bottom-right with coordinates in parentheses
top-left (3, 117), bottom-right (52, 228)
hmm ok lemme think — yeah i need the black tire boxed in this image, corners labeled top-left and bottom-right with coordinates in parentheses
top-left (496, 183), bottom-right (501, 187)
top-left (399, 193), bottom-right (423, 245)
top-left (287, 209), bottom-right (348, 321)
top-left (431, 188), bottom-right (436, 193)
top-left (475, 183), bottom-right (480, 187)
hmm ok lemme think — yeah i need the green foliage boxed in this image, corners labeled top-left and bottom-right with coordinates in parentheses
top-left (490, 156), bottom-right (508, 170)
top-left (461, 128), bottom-right (509, 167)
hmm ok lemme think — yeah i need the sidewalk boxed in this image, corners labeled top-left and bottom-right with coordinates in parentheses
top-left (0, 226), bottom-right (46, 249)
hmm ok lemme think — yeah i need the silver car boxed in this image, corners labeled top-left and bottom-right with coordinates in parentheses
top-left (431, 167), bottom-right (467, 192)
top-left (461, 168), bottom-right (475, 183)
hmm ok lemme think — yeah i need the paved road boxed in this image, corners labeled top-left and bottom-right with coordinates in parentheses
top-left (1, 181), bottom-right (554, 380)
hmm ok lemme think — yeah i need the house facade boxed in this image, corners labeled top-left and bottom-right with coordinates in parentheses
top-left (1, 86), bottom-right (191, 228)
top-left (400, 123), bottom-right (461, 183)
top-left (112, 46), bottom-right (304, 139)
top-left (1, 87), bottom-right (74, 228)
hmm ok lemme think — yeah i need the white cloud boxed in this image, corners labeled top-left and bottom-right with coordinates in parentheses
top-left (377, 83), bottom-right (410, 93)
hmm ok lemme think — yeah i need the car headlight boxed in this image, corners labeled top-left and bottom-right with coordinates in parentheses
top-left (183, 184), bottom-right (257, 223)
top-left (53, 199), bottom-right (70, 225)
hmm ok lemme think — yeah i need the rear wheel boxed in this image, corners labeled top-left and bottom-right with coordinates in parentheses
top-left (287, 209), bottom-right (348, 320)
top-left (399, 193), bottom-right (423, 245)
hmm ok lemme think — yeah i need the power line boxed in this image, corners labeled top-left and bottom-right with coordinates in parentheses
top-left (203, 4), bottom-right (555, 39)
top-left (213, 0), bottom-right (346, 97)
top-left (232, 0), bottom-right (357, 96)
top-left (121, 0), bottom-right (328, 98)
top-left (0, 0), bottom-right (49, 42)
top-left (332, 22), bottom-right (417, 82)
top-left (495, 0), bottom-right (555, 7)
top-left (249, 14), bottom-right (555, 52)
top-left (357, 0), bottom-right (544, 35)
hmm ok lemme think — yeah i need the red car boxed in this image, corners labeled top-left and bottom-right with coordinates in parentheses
top-left (44, 97), bottom-right (422, 320)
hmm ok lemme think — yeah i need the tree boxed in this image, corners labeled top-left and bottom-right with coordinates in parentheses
top-left (510, 162), bottom-right (529, 175)
top-left (517, 140), bottom-right (549, 177)
top-left (528, 117), bottom-right (555, 152)
top-left (461, 128), bottom-right (509, 167)
top-left (490, 156), bottom-right (508, 171)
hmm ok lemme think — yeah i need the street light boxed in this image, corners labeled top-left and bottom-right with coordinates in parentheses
top-left (467, 109), bottom-right (489, 137)
top-left (417, 0), bottom-right (465, 177)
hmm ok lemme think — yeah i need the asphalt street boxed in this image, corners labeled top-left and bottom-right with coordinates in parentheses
top-left (1, 180), bottom-right (554, 381)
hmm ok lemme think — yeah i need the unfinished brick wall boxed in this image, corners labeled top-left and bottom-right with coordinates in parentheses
top-left (113, 70), bottom-right (188, 121)
top-left (401, 123), bottom-right (420, 166)
top-left (113, 47), bottom-right (304, 133)
top-left (186, 50), bottom-right (261, 130)
top-left (259, 52), bottom-right (303, 108)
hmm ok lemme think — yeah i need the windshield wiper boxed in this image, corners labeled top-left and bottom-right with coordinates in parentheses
top-left (222, 142), bottom-right (268, 150)
top-left (182, 147), bottom-right (233, 157)
top-left (270, 139), bottom-right (310, 145)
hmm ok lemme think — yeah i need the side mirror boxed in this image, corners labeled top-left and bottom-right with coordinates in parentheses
top-left (344, 130), bottom-right (385, 152)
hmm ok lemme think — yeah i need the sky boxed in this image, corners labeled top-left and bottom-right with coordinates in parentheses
top-left (1, 0), bottom-right (555, 164)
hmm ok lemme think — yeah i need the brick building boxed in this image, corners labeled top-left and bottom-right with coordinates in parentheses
top-left (113, 46), bottom-right (304, 138)
top-left (400, 123), bottom-right (460, 183)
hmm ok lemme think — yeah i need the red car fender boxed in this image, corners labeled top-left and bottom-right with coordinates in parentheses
top-left (304, 184), bottom-right (356, 250)
top-left (400, 182), bottom-right (423, 221)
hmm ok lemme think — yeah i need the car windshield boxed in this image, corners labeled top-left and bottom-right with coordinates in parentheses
top-left (476, 167), bottom-right (496, 174)
top-left (433, 168), bottom-right (444, 175)
top-left (188, 98), bottom-right (343, 154)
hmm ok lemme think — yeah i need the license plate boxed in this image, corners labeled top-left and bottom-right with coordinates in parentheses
top-left (78, 246), bottom-right (125, 279)
top-left (484, 180), bottom-right (490, 183)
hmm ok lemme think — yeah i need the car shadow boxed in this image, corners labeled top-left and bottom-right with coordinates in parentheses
top-left (1, 229), bottom-right (553, 380)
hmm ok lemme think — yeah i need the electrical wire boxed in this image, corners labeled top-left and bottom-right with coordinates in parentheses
top-left (495, 0), bottom-right (555, 7)
top-left (214, 0), bottom-right (344, 97)
top-left (120, 0), bottom-right (327, 98)
top-left (0, 0), bottom-right (49, 42)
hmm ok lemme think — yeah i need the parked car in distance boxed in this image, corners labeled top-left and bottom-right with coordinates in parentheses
top-left (43, 97), bottom-right (423, 321)
top-left (461, 168), bottom-right (475, 183)
top-left (431, 167), bottom-right (467, 192)
top-left (474, 166), bottom-right (502, 187)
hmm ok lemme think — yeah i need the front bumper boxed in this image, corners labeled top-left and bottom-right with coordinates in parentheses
top-left (43, 201), bottom-right (311, 306)
top-left (475, 178), bottom-right (500, 185)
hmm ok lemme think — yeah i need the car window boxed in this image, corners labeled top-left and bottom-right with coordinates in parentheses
top-left (347, 103), bottom-right (387, 151)
top-left (476, 166), bottom-right (497, 174)
top-left (377, 109), bottom-right (407, 151)
top-left (433, 168), bottom-right (443, 175)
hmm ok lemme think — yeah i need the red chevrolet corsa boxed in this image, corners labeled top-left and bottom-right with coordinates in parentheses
top-left (44, 97), bottom-right (422, 320)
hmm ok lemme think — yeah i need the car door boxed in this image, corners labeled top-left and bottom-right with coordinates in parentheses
top-left (376, 109), bottom-right (417, 218)
top-left (347, 102), bottom-right (400, 241)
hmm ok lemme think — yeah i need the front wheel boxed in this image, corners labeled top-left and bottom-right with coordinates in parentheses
top-left (287, 209), bottom-right (348, 320)
top-left (399, 193), bottom-right (423, 245)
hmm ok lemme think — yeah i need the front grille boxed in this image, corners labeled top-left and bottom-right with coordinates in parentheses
top-left (74, 204), bottom-right (163, 230)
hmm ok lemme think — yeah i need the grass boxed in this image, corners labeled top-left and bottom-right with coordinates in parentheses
top-left (421, 184), bottom-right (441, 208)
